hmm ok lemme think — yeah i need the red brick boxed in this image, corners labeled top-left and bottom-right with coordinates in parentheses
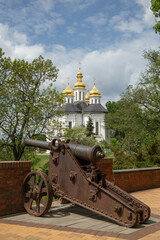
top-left (0, 161), bottom-right (31, 216)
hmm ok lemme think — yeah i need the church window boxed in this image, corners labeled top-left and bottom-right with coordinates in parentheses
top-left (71, 98), bottom-right (73, 103)
top-left (76, 92), bottom-right (77, 100)
top-left (95, 122), bottom-right (99, 135)
top-left (69, 121), bottom-right (72, 129)
top-left (68, 98), bottom-right (69, 103)
top-left (79, 92), bottom-right (81, 100)
top-left (91, 99), bottom-right (93, 104)
top-left (95, 99), bottom-right (97, 104)
top-left (83, 92), bottom-right (84, 101)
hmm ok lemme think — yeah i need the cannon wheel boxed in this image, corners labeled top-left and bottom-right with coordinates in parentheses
top-left (22, 171), bottom-right (53, 216)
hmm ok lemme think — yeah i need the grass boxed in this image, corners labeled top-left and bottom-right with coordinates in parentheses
top-left (27, 154), bottom-right (50, 171)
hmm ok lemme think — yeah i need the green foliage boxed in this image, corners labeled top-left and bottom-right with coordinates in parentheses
top-left (98, 140), bottom-right (109, 152)
top-left (39, 161), bottom-right (49, 176)
top-left (105, 101), bottom-right (119, 113)
top-left (113, 138), bottom-right (160, 169)
top-left (86, 116), bottom-right (94, 137)
top-left (0, 141), bottom-right (14, 161)
top-left (151, 0), bottom-right (160, 34)
top-left (0, 48), bottom-right (64, 161)
top-left (106, 49), bottom-right (160, 154)
top-left (110, 138), bottom-right (120, 150)
top-left (113, 149), bottom-right (136, 170)
top-left (63, 126), bottom-right (98, 146)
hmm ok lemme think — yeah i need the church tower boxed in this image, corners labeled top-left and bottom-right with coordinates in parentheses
top-left (89, 82), bottom-right (101, 104)
top-left (63, 83), bottom-right (74, 104)
top-left (74, 68), bottom-right (86, 102)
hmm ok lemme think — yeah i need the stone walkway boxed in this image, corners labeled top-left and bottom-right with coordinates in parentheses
top-left (0, 188), bottom-right (160, 240)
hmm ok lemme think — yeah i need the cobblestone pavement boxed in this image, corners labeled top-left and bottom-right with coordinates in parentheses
top-left (0, 188), bottom-right (160, 240)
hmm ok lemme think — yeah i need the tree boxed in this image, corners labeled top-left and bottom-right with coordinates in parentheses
top-left (151, 0), bottom-right (160, 34)
top-left (106, 49), bottom-right (160, 153)
top-left (86, 116), bottom-right (94, 137)
top-left (105, 101), bottom-right (119, 113)
top-left (0, 48), bottom-right (64, 161)
top-left (63, 126), bottom-right (98, 146)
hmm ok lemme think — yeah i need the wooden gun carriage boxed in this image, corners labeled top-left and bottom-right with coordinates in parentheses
top-left (22, 138), bottom-right (150, 228)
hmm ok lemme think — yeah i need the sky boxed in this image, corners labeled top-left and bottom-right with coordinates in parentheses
top-left (0, 0), bottom-right (159, 106)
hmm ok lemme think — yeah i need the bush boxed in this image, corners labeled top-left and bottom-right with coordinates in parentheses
top-left (112, 138), bottom-right (160, 169)
top-left (110, 138), bottom-right (120, 150)
top-left (64, 126), bottom-right (98, 146)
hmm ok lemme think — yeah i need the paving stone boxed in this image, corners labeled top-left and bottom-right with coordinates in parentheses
top-left (1, 188), bottom-right (160, 239)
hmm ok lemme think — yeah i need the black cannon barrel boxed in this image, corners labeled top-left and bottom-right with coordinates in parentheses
top-left (68, 143), bottom-right (104, 163)
top-left (25, 139), bottom-right (104, 163)
top-left (25, 139), bottom-right (51, 150)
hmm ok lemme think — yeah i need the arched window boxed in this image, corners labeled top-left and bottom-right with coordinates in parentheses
top-left (96, 122), bottom-right (99, 135)
top-left (69, 121), bottom-right (72, 129)
top-left (79, 92), bottom-right (81, 100)
top-left (75, 92), bottom-right (77, 101)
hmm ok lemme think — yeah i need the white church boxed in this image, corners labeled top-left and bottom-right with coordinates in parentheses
top-left (48, 68), bottom-right (110, 143)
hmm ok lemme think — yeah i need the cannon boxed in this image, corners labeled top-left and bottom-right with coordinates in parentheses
top-left (22, 138), bottom-right (150, 228)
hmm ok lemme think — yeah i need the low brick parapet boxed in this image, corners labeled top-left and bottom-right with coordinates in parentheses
top-left (113, 167), bottom-right (160, 192)
top-left (96, 158), bottom-right (113, 181)
top-left (0, 161), bottom-right (31, 216)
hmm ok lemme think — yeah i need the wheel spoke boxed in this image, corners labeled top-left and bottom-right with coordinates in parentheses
top-left (38, 179), bottom-right (43, 193)
top-left (28, 198), bottom-right (33, 209)
top-left (32, 175), bottom-right (36, 185)
top-left (22, 171), bottom-right (53, 216)
top-left (36, 199), bottom-right (40, 213)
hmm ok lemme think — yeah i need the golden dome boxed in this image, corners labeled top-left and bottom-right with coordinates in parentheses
top-left (90, 84), bottom-right (101, 96)
top-left (63, 84), bottom-right (74, 96)
top-left (85, 92), bottom-right (90, 102)
top-left (74, 68), bottom-right (86, 89)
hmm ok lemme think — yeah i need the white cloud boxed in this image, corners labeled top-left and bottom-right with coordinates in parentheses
top-left (14, 44), bottom-right (44, 60)
top-left (48, 31), bottom-right (159, 106)
top-left (110, 0), bottom-right (155, 35)
top-left (67, 26), bottom-right (76, 34)
top-left (84, 13), bottom-right (107, 27)
top-left (114, 18), bottom-right (144, 33)
top-left (57, 0), bottom-right (98, 11)
top-left (0, 23), bottom-right (44, 60)
top-left (136, 0), bottom-right (155, 26)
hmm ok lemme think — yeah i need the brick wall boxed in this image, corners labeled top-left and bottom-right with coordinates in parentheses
top-left (0, 161), bottom-right (31, 216)
top-left (113, 167), bottom-right (160, 192)
top-left (100, 158), bottom-right (160, 192)
top-left (96, 158), bottom-right (113, 181)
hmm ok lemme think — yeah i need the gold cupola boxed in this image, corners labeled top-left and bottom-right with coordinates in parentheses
top-left (90, 83), bottom-right (101, 97)
top-left (74, 68), bottom-right (86, 89)
top-left (85, 92), bottom-right (90, 102)
top-left (63, 83), bottom-right (74, 96)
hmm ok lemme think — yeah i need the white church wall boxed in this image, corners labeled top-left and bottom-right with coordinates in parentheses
top-left (89, 97), bottom-right (101, 104)
top-left (83, 113), bottom-right (108, 142)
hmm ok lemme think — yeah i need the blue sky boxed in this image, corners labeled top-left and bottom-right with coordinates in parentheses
top-left (0, 0), bottom-right (159, 105)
